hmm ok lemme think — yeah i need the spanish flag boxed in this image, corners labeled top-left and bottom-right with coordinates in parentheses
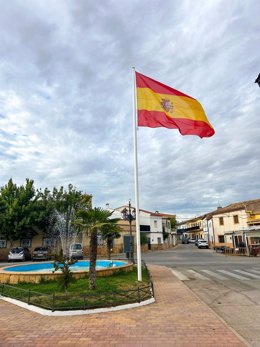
top-left (136, 72), bottom-right (215, 138)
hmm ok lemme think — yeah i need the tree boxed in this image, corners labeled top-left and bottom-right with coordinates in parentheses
top-left (0, 179), bottom-right (44, 244)
top-left (0, 180), bottom-right (92, 250)
top-left (140, 232), bottom-right (148, 245)
top-left (34, 187), bottom-right (56, 236)
top-left (170, 217), bottom-right (177, 230)
top-left (76, 207), bottom-right (118, 290)
top-left (99, 223), bottom-right (121, 259)
top-left (52, 254), bottom-right (77, 292)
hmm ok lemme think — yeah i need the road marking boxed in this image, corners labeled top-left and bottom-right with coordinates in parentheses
top-left (217, 270), bottom-right (250, 280)
top-left (201, 269), bottom-right (227, 280)
top-left (234, 270), bottom-right (260, 279)
top-left (186, 269), bottom-right (209, 280)
top-left (171, 269), bottom-right (189, 281)
top-left (171, 268), bottom-right (260, 282)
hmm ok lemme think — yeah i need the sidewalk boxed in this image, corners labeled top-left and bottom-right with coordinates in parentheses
top-left (0, 265), bottom-right (247, 347)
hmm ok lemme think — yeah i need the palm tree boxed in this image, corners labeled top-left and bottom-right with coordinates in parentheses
top-left (76, 207), bottom-right (118, 290)
top-left (100, 223), bottom-right (122, 259)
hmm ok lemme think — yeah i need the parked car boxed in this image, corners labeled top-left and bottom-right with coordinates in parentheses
top-left (8, 247), bottom-right (31, 262)
top-left (32, 247), bottom-right (52, 261)
top-left (197, 240), bottom-right (209, 249)
top-left (182, 238), bottom-right (189, 244)
top-left (195, 238), bottom-right (204, 246)
top-left (69, 243), bottom-right (83, 259)
top-left (189, 239), bottom-right (196, 244)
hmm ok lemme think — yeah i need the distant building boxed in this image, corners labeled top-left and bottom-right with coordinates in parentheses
top-left (177, 215), bottom-right (207, 241)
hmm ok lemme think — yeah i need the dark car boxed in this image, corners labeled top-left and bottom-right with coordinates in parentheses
top-left (182, 238), bottom-right (189, 244)
top-left (32, 247), bottom-right (52, 261)
top-left (8, 247), bottom-right (31, 262)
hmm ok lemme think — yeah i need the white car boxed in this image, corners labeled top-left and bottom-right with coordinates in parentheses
top-left (69, 243), bottom-right (83, 259)
top-left (197, 240), bottom-right (209, 249)
top-left (8, 247), bottom-right (32, 261)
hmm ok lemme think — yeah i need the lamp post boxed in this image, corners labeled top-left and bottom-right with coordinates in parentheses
top-left (121, 201), bottom-right (136, 263)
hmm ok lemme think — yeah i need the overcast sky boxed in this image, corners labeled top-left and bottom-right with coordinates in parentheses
top-left (0, 0), bottom-right (259, 220)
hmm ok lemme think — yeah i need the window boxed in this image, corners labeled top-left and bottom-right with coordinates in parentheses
top-left (157, 237), bottom-right (162, 244)
top-left (20, 239), bottom-right (31, 247)
top-left (154, 220), bottom-right (158, 228)
top-left (233, 215), bottom-right (239, 224)
top-left (43, 238), bottom-right (57, 248)
top-left (140, 225), bottom-right (150, 231)
top-left (0, 239), bottom-right (7, 248)
top-left (219, 217), bottom-right (224, 226)
top-left (218, 235), bottom-right (225, 243)
top-left (97, 235), bottom-right (104, 246)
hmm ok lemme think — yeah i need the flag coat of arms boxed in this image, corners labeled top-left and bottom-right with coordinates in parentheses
top-left (136, 72), bottom-right (215, 138)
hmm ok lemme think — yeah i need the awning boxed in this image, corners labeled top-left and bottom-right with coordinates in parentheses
top-left (224, 229), bottom-right (260, 237)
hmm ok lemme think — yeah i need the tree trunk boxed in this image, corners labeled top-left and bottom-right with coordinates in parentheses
top-left (107, 239), bottom-right (112, 260)
top-left (89, 228), bottom-right (98, 290)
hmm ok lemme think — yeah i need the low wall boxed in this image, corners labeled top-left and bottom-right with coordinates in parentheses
top-left (0, 262), bottom-right (133, 284)
top-left (150, 244), bottom-right (174, 251)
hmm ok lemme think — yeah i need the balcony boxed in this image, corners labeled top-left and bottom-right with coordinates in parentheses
top-left (182, 225), bottom-right (201, 232)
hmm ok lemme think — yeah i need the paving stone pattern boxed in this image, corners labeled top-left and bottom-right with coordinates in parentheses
top-left (0, 265), bottom-right (246, 347)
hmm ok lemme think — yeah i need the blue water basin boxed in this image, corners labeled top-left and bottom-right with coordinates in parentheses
top-left (4, 260), bottom-right (127, 273)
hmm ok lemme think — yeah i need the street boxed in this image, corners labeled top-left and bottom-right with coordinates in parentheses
top-left (143, 244), bottom-right (260, 347)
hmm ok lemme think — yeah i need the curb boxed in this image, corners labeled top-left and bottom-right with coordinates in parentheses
top-left (0, 295), bottom-right (155, 316)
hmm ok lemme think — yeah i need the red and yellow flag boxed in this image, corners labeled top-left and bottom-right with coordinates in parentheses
top-left (136, 72), bottom-right (215, 138)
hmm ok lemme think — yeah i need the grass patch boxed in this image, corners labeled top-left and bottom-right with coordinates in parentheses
top-left (1, 266), bottom-right (152, 310)
top-left (11, 266), bottom-right (149, 293)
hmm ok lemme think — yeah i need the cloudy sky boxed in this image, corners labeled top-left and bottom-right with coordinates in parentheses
top-left (0, 0), bottom-right (259, 220)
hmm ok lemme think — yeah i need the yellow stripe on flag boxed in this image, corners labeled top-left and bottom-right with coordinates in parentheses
top-left (137, 88), bottom-right (209, 123)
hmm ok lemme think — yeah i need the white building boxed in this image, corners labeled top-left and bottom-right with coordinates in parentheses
top-left (112, 205), bottom-right (176, 251)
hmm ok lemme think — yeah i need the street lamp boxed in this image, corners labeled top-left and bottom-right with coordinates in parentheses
top-left (121, 201), bottom-right (136, 263)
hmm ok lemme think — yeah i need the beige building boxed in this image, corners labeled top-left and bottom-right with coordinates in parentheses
top-left (206, 199), bottom-right (260, 254)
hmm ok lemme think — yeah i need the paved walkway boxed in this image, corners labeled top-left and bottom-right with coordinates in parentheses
top-left (0, 265), bottom-right (247, 347)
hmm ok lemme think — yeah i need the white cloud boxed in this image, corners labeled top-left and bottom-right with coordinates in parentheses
top-left (0, 0), bottom-right (259, 219)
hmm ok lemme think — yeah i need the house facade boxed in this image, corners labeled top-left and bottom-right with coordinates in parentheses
top-left (177, 215), bottom-right (207, 241)
top-left (112, 206), bottom-right (176, 251)
top-left (205, 199), bottom-right (260, 253)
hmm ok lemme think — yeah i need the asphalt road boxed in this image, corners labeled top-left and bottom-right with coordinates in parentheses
top-left (143, 244), bottom-right (260, 347)
top-left (142, 243), bottom-right (260, 267)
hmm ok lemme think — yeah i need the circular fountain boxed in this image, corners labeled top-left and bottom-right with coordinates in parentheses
top-left (0, 260), bottom-right (132, 284)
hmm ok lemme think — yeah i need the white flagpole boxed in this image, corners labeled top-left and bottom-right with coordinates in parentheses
top-left (132, 67), bottom-right (142, 281)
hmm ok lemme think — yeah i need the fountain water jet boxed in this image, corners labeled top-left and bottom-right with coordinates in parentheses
top-left (51, 209), bottom-right (79, 257)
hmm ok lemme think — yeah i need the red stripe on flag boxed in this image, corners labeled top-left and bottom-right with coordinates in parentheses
top-left (138, 110), bottom-right (215, 138)
top-left (136, 72), bottom-right (194, 99)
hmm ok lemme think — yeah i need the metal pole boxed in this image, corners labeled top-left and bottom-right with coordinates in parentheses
top-left (244, 232), bottom-right (249, 256)
top-left (129, 201), bottom-right (134, 263)
top-left (132, 67), bottom-right (142, 281)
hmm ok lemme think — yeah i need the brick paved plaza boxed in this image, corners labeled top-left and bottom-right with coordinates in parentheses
top-left (0, 265), bottom-right (246, 347)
